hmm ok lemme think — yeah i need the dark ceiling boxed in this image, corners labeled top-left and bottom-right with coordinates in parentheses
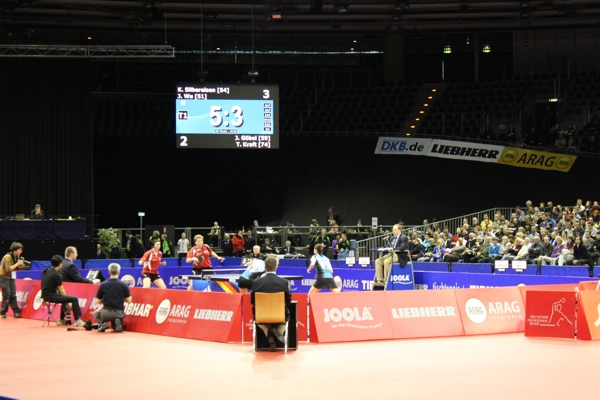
top-left (1, 0), bottom-right (600, 52)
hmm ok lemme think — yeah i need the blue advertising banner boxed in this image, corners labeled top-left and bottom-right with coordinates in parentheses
top-left (17, 263), bottom-right (598, 293)
top-left (385, 263), bottom-right (415, 291)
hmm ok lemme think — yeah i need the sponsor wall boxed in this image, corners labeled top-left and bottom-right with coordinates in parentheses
top-left (374, 137), bottom-right (576, 172)
top-left (8, 279), bottom-right (600, 344)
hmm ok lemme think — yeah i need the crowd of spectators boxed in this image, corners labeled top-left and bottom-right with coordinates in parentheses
top-left (403, 199), bottom-right (600, 277)
top-left (520, 110), bottom-right (600, 153)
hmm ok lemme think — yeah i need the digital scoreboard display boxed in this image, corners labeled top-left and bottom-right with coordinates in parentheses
top-left (175, 83), bottom-right (279, 149)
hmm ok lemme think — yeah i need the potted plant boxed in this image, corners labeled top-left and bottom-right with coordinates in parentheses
top-left (97, 227), bottom-right (122, 259)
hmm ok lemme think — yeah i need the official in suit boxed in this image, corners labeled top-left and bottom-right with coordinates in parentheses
top-left (281, 240), bottom-right (295, 256)
top-left (59, 246), bottom-right (98, 323)
top-left (125, 231), bottom-right (144, 258)
top-left (221, 234), bottom-right (234, 257)
top-left (60, 246), bottom-right (97, 284)
top-left (95, 244), bottom-right (107, 259)
top-left (374, 224), bottom-right (409, 286)
top-left (251, 256), bottom-right (291, 351)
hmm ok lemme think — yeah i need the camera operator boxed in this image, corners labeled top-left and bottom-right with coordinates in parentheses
top-left (0, 242), bottom-right (28, 318)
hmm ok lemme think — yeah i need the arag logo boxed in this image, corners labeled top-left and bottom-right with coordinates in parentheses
top-left (465, 297), bottom-right (522, 324)
top-left (556, 156), bottom-right (574, 171)
top-left (121, 274), bottom-right (136, 287)
top-left (33, 290), bottom-right (44, 311)
top-left (465, 298), bottom-right (487, 324)
top-left (155, 299), bottom-right (171, 324)
top-left (501, 148), bottom-right (518, 164)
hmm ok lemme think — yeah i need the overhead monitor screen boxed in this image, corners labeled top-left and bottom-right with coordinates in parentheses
top-left (175, 83), bottom-right (279, 149)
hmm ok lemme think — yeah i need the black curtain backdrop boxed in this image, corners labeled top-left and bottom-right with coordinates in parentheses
top-left (0, 59), bottom-right (93, 225)
top-left (93, 133), bottom-right (596, 230)
top-left (0, 57), bottom-right (594, 232)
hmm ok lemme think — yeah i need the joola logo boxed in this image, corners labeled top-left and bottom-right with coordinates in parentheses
top-left (391, 274), bottom-right (411, 283)
top-left (323, 307), bottom-right (373, 323)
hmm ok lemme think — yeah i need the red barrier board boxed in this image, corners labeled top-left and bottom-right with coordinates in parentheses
top-left (62, 282), bottom-right (96, 318)
top-left (577, 281), bottom-right (600, 292)
top-left (385, 290), bottom-right (465, 339)
top-left (293, 294), bottom-right (308, 342)
top-left (577, 291), bottom-right (600, 340)
top-left (309, 292), bottom-right (393, 343)
top-left (454, 287), bottom-right (525, 335)
top-left (524, 291), bottom-right (576, 338)
top-left (184, 292), bottom-right (243, 342)
top-left (15, 280), bottom-right (42, 319)
top-left (519, 284), bottom-right (578, 305)
top-left (144, 290), bottom-right (203, 339)
top-left (122, 288), bottom-right (161, 332)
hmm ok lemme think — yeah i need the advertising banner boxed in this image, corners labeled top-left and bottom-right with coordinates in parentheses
top-left (309, 292), bottom-right (393, 343)
top-left (144, 290), bottom-right (202, 338)
top-left (518, 284), bottom-right (577, 305)
top-left (386, 290), bottom-right (464, 338)
top-left (185, 292), bottom-right (243, 342)
top-left (414, 271), bottom-right (595, 291)
top-left (498, 147), bottom-right (576, 172)
top-left (15, 280), bottom-right (42, 319)
top-left (375, 138), bottom-right (577, 172)
top-left (577, 290), bottom-right (600, 341)
top-left (386, 263), bottom-right (415, 291)
top-left (524, 291), bottom-right (576, 338)
top-left (374, 137), bottom-right (431, 156)
top-left (62, 282), bottom-right (96, 318)
top-left (454, 287), bottom-right (525, 335)
top-left (121, 288), bottom-right (160, 332)
top-left (428, 139), bottom-right (504, 164)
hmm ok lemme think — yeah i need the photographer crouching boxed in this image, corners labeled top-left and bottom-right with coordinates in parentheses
top-left (0, 242), bottom-right (29, 318)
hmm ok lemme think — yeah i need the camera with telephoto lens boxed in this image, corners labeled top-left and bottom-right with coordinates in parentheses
top-left (18, 257), bottom-right (31, 266)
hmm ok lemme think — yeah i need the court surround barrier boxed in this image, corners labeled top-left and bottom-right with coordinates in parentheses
top-left (7, 277), bottom-right (600, 344)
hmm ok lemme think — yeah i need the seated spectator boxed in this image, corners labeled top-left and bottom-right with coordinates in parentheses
top-left (409, 238), bottom-right (425, 261)
top-left (495, 236), bottom-right (513, 261)
top-left (505, 237), bottom-right (531, 261)
top-left (470, 236), bottom-right (490, 263)
top-left (260, 238), bottom-right (277, 255)
top-left (533, 236), bottom-right (554, 266)
top-left (430, 239), bottom-right (445, 262)
top-left (451, 228), bottom-right (461, 246)
top-left (554, 132), bottom-right (567, 148)
top-left (443, 237), bottom-right (466, 265)
top-left (539, 236), bottom-right (564, 265)
top-left (589, 231), bottom-right (600, 264)
top-left (463, 236), bottom-right (483, 263)
top-left (480, 236), bottom-right (501, 264)
top-left (527, 236), bottom-right (544, 264)
top-left (566, 236), bottom-right (593, 269)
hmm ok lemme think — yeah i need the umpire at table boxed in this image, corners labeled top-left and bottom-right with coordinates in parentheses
top-left (93, 263), bottom-right (132, 332)
top-left (251, 256), bottom-right (291, 351)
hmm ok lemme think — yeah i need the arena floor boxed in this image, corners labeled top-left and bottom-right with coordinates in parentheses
top-left (1, 317), bottom-right (598, 400)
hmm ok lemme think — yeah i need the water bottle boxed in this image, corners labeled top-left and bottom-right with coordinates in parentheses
top-left (65, 312), bottom-right (72, 326)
